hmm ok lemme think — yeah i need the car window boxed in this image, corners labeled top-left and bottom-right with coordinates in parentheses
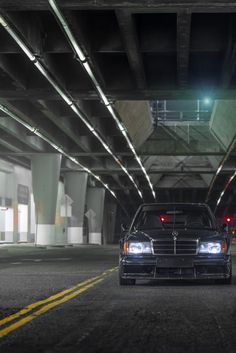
top-left (133, 206), bottom-right (214, 230)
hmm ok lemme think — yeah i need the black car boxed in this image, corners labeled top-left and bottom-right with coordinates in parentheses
top-left (119, 203), bottom-right (232, 285)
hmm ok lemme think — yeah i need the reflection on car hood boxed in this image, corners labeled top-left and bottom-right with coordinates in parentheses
top-left (127, 228), bottom-right (222, 242)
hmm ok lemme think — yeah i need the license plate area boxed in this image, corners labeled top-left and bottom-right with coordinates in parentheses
top-left (156, 257), bottom-right (193, 268)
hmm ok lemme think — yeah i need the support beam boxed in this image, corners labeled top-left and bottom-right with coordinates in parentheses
top-left (222, 14), bottom-right (236, 87)
top-left (2, 1), bottom-right (236, 11)
top-left (141, 139), bottom-right (222, 155)
top-left (159, 125), bottom-right (192, 152)
top-left (2, 88), bottom-right (236, 101)
top-left (109, 186), bottom-right (208, 190)
top-left (0, 54), bottom-right (27, 89)
top-left (62, 10), bottom-right (106, 87)
top-left (177, 10), bottom-right (191, 88)
top-left (0, 116), bottom-right (49, 151)
top-left (4, 11), bottom-right (43, 57)
top-left (0, 151), bottom-right (227, 157)
top-left (37, 100), bottom-right (95, 154)
top-left (116, 10), bottom-right (146, 89)
top-left (61, 168), bottom-right (233, 175)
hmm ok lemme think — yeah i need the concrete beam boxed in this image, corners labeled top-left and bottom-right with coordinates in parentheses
top-left (210, 100), bottom-right (236, 150)
top-left (62, 10), bottom-right (106, 87)
top-left (2, 1), bottom-right (236, 11)
top-left (61, 168), bottom-right (234, 175)
top-left (3, 88), bottom-right (236, 101)
top-left (37, 100), bottom-right (95, 154)
top-left (115, 100), bottom-right (153, 148)
top-left (116, 10), bottom-right (146, 89)
top-left (221, 14), bottom-right (236, 87)
top-left (0, 151), bottom-right (227, 157)
top-left (0, 54), bottom-right (27, 89)
top-left (0, 116), bottom-right (48, 151)
top-left (177, 10), bottom-right (191, 88)
top-left (139, 139), bottom-right (222, 155)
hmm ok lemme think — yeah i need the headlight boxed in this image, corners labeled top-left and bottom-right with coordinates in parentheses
top-left (124, 242), bottom-right (152, 254)
top-left (199, 241), bottom-right (226, 254)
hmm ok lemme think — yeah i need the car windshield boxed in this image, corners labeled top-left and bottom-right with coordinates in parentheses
top-left (133, 205), bottom-right (215, 230)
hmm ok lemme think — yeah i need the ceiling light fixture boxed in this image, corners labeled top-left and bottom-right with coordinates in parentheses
top-left (0, 103), bottom-right (118, 203)
top-left (48, 0), bottom-right (155, 201)
top-left (47, 0), bottom-right (86, 62)
top-left (215, 171), bottom-right (236, 208)
top-left (0, 14), bottom-right (143, 200)
top-left (206, 136), bottom-right (236, 203)
top-left (0, 14), bottom-right (36, 62)
top-left (34, 62), bottom-right (73, 106)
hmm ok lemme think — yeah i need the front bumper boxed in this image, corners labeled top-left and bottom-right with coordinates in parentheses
top-left (119, 254), bottom-right (231, 280)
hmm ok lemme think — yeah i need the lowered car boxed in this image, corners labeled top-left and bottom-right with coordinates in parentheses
top-left (119, 203), bottom-right (232, 285)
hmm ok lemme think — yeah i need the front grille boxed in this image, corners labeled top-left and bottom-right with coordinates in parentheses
top-left (153, 239), bottom-right (197, 255)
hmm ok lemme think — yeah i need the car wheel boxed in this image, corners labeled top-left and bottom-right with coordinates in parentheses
top-left (119, 276), bottom-right (136, 286)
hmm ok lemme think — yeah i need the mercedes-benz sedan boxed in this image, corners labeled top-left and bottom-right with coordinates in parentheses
top-left (119, 203), bottom-right (232, 285)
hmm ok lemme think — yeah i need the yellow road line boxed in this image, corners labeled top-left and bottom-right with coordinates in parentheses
top-left (0, 275), bottom-right (102, 327)
top-left (108, 267), bottom-right (119, 273)
top-left (0, 277), bottom-right (104, 338)
top-left (0, 267), bottom-right (117, 327)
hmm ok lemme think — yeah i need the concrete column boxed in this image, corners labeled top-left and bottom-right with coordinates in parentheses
top-left (12, 174), bottom-right (18, 243)
top-left (54, 181), bottom-right (67, 245)
top-left (31, 154), bottom-right (61, 246)
top-left (65, 172), bottom-right (88, 245)
top-left (86, 187), bottom-right (105, 245)
top-left (103, 199), bottom-right (117, 244)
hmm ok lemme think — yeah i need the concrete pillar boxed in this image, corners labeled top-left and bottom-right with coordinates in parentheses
top-left (65, 172), bottom-right (88, 244)
top-left (17, 184), bottom-right (30, 242)
top-left (103, 198), bottom-right (117, 244)
top-left (86, 187), bottom-right (105, 245)
top-left (54, 181), bottom-right (67, 245)
top-left (31, 154), bottom-right (61, 246)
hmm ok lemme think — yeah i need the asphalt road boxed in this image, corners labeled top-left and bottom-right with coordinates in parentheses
top-left (0, 244), bottom-right (236, 353)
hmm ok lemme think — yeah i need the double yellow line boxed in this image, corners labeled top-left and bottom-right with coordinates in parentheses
top-left (0, 267), bottom-right (118, 339)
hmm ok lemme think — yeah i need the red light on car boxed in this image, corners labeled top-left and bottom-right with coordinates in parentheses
top-left (160, 216), bottom-right (166, 222)
top-left (225, 216), bottom-right (232, 224)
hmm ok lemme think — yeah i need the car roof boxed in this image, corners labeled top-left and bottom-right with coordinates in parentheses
top-left (139, 202), bottom-right (208, 207)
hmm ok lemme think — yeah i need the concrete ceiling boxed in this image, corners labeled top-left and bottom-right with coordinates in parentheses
top-left (0, 0), bottom-right (235, 216)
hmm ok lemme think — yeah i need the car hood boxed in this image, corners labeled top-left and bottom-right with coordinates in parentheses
top-left (127, 228), bottom-right (223, 242)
